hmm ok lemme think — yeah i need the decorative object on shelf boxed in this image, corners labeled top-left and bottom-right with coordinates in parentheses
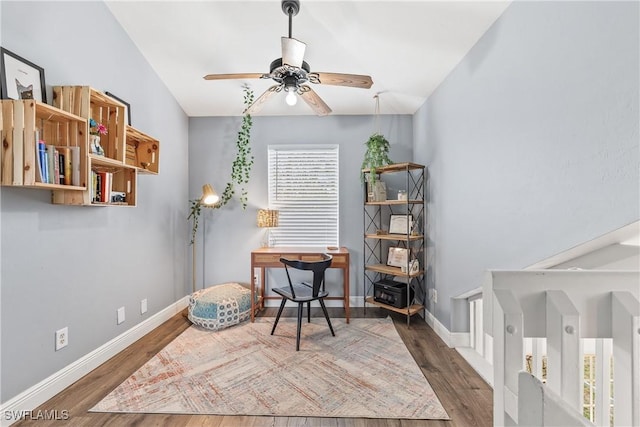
top-left (389, 214), bottom-right (413, 234)
top-left (257, 209), bottom-right (279, 247)
top-left (397, 190), bottom-right (407, 201)
top-left (219, 84), bottom-right (255, 209)
top-left (89, 118), bottom-right (107, 156)
top-left (387, 247), bottom-right (408, 268)
top-left (361, 94), bottom-right (392, 184)
top-left (105, 91), bottom-right (131, 125)
top-left (409, 259), bottom-right (420, 275)
top-left (0, 47), bottom-right (46, 102)
top-left (189, 183), bottom-right (220, 293)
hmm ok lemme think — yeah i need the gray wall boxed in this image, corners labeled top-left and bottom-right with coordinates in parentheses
top-left (189, 114), bottom-right (413, 299)
top-left (0, 1), bottom-right (189, 401)
top-left (413, 1), bottom-right (639, 331)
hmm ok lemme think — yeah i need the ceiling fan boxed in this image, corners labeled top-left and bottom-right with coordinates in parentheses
top-left (203, 0), bottom-right (373, 116)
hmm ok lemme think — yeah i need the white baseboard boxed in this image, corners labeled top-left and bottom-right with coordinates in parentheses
top-left (0, 297), bottom-right (189, 427)
top-left (423, 307), bottom-right (471, 348)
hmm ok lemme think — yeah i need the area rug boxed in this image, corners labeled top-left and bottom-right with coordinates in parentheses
top-left (90, 317), bottom-right (449, 420)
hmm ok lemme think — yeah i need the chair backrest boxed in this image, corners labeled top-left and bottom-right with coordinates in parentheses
top-left (280, 254), bottom-right (333, 298)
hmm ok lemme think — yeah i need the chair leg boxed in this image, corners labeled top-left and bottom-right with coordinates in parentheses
top-left (296, 303), bottom-right (304, 351)
top-left (319, 299), bottom-right (335, 336)
top-left (271, 298), bottom-right (287, 335)
top-left (307, 302), bottom-right (311, 323)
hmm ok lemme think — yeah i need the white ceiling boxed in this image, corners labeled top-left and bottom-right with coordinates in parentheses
top-left (106, 1), bottom-right (511, 117)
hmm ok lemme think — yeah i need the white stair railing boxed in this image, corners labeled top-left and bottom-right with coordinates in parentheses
top-left (485, 270), bottom-right (639, 426)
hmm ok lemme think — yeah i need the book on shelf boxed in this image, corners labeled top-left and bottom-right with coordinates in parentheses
top-left (46, 145), bottom-right (57, 184)
top-left (34, 132), bottom-right (45, 183)
top-left (55, 146), bottom-right (71, 186)
top-left (70, 146), bottom-right (80, 187)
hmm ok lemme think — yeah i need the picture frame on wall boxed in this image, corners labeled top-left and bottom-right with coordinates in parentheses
top-left (105, 91), bottom-right (132, 126)
top-left (387, 247), bottom-right (408, 268)
top-left (389, 214), bottom-right (413, 234)
top-left (0, 47), bottom-right (47, 103)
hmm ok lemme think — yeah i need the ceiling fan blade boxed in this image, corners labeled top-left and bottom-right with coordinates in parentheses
top-left (203, 73), bottom-right (265, 81)
top-left (281, 37), bottom-right (306, 68)
top-left (311, 72), bottom-right (373, 89)
top-left (298, 85), bottom-right (332, 116)
top-left (245, 85), bottom-right (282, 115)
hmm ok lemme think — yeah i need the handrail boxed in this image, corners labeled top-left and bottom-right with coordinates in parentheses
top-left (486, 269), bottom-right (639, 426)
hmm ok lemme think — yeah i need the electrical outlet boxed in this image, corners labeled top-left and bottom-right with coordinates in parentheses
top-left (140, 299), bottom-right (148, 314)
top-left (433, 289), bottom-right (438, 304)
top-left (117, 307), bottom-right (125, 324)
top-left (55, 327), bottom-right (68, 351)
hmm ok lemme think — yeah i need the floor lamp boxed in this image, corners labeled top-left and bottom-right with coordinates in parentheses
top-left (192, 184), bottom-right (219, 293)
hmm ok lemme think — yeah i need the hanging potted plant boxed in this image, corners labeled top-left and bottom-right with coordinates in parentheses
top-left (360, 95), bottom-right (392, 201)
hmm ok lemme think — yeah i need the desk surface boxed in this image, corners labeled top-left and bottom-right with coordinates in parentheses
top-left (252, 246), bottom-right (349, 255)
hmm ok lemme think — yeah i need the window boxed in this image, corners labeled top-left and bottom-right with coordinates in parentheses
top-left (268, 145), bottom-right (339, 247)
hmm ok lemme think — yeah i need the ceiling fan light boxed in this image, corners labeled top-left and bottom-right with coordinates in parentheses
top-left (281, 37), bottom-right (306, 68)
top-left (285, 90), bottom-right (298, 106)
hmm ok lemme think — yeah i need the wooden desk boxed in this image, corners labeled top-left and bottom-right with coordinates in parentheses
top-left (250, 247), bottom-right (350, 323)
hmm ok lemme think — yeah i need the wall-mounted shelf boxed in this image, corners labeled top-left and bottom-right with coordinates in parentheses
top-left (1, 99), bottom-right (87, 191)
top-left (51, 86), bottom-right (159, 206)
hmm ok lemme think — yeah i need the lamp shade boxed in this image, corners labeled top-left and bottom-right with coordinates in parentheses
top-left (201, 184), bottom-right (219, 205)
top-left (257, 209), bottom-right (279, 228)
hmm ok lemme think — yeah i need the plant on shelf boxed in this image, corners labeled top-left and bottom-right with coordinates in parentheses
top-left (361, 132), bottom-right (392, 183)
top-left (188, 85), bottom-right (255, 245)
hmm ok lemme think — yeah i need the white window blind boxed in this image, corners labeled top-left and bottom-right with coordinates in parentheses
top-left (268, 145), bottom-right (339, 247)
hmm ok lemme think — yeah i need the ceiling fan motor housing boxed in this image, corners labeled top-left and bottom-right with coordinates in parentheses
top-left (281, 0), bottom-right (300, 16)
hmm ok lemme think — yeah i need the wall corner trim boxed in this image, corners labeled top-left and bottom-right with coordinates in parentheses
top-left (0, 297), bottom-right (190, 427)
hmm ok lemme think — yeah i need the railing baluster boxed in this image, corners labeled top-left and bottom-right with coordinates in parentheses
top-left (546, 290), bottom-right (582, 411)
top-left (493, 289), bottom-right (524, 426)
top-left (611, 291), bottom-right (640, 427)
top-left (532, 337), bottom-right (545, 380)
top-left (595, 338), bottom-right (612, 427)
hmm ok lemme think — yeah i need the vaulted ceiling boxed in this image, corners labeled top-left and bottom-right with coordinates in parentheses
top-left (107, 1), bottom-right (511, 117)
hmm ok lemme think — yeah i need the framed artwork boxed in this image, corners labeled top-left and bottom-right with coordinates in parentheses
top-left (0, 47), bottom-right (47, 103)
top-left (389, 214), bottom-right (413, 234)
top-left (387, 247), bottom-right (408, 268)
top-left (105, 91), bottom-right (132, 126)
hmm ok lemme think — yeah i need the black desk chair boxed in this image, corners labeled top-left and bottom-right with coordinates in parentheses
top-left (270, 254), bottom-right (335, 351)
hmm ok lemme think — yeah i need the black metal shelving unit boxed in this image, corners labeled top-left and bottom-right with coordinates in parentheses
top-left (362, 162), bottom-right (426, 326)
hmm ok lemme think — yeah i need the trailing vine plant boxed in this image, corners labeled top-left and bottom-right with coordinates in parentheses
top-left (188, 84), bottom-right (255, 245)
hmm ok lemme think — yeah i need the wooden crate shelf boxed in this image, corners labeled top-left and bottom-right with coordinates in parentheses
top-left (1, 100), bottom-right (87, 190)
top-left (125, 125), bottom-right (159, 174)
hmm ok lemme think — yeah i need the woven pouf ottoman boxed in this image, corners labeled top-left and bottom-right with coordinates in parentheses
top-left (188, 282), bottom-right (253, 331)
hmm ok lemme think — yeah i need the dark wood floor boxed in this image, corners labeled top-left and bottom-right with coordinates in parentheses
top-left (15, 307), bottom-right (492, 427)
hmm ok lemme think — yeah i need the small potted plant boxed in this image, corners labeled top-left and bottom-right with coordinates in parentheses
top-left (361, 133), bottom-right (392, 201)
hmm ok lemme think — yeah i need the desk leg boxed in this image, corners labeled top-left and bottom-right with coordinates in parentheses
top-left (260, 267), bottom-right (266, 309)
top-left (344, 264), bottom-right (350, 324)
top-left (250, 263), bottom-right (256, 322)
